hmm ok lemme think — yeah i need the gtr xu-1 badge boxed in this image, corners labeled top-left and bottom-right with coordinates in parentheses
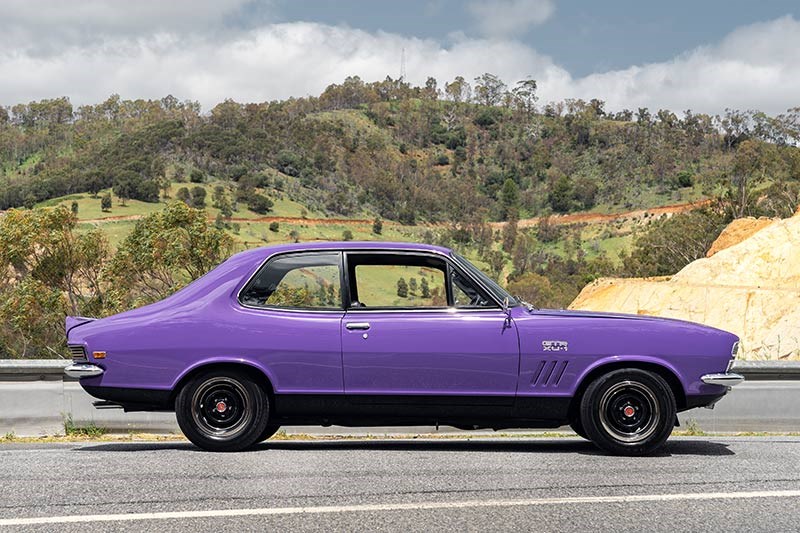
top-left (542, 340), bottom-right (569, 352)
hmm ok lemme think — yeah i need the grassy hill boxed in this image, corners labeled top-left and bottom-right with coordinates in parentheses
top-left (2, 76), bottom-right (800, 359)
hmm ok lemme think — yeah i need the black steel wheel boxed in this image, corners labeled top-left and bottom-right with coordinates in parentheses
top-left (580, 369), bottom-right (676, 455)
top-left (176, 369), bottom-right (270, 452)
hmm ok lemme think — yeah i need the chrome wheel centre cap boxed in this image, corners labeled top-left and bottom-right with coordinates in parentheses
top-left (215, 401), bottom-right (227, 413)
top-left (623, 405), bottom-right (636, 418)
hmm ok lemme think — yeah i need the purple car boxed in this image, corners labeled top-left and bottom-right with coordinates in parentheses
top-left (65, 242), bottom-right (743, 454)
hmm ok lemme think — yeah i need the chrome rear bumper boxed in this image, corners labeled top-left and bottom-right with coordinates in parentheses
top-left (701, 372), bottom-right (745, 387)
top-left (64, 364), bottom-right (104, 379)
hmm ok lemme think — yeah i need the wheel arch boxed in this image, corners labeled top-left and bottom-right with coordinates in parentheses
top-left (169, 360), bottom-right (276, 406)
top-left (568, 360), bottom-right (686, 421)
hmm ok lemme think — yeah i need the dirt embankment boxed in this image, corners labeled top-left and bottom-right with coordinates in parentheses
top-left (570, 210), bottom-right (800, 360)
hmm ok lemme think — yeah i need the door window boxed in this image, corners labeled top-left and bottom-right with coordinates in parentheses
top-left (240, 252), bottom-right (342, 309)
top-left (347, 253), bottom-right (447, 309)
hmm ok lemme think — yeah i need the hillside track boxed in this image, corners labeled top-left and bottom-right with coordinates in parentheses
top-left (76, 198), bottom-right (713, 230)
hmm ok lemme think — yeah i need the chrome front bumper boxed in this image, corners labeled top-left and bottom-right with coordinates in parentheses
top-left (701, 372), bottom-right (745, 387)
top-left (64, 364), bottom-right (104, 379)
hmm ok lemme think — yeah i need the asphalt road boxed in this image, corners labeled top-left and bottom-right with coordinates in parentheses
top-left (1, 437), bottom-right (800, 532)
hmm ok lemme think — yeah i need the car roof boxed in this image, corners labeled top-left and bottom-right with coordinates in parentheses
top-left (233, 241), bottom-right (454, 262)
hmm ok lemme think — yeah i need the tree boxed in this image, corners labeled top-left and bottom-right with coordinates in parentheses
top-left (71, 201), bottom-right (79, 214)
top-left (105, 202), bottom-right (233, 305)
top-left (420, 277), bottom-right (430, 298)
top-left (0, 206), bottom-right (110, 356)
top-left (473, 73), bottom-right (506, 107)
top-left (444, 76), bottom-right (471, 103)
top-left (396, 277), bottom-right (408, 298)
top-left (623, 209), bottom-right (728, 277)
top-left (548, 175), bottom-right (574, 213)
top-left (100, 193), bottom-right (112, 212)
top-left (372, 218), bottom-right (383, 235)
top-left (723, 140), bottom-right (777, 218)
top-left (247, 193), bottom-right (273, 214)
top-left (511, 78), bottom-right (538, 115)
top-left (190, 169), bottom-right (205, 183)
top-left (176, 187), bottom-right (191, 205)
top-left (502, 216), bottom-right (518, 254)
top-left (212, 185), bottom-right (227, 208)
top-left (269, 221), bottom-right (280, 232)
top-left (342, 229), bottom-right (353, 241)
top-left (113, 178), bottom-right (133, 206)
top-left (409, 277), bottom-right (418, 295)
top-left (191, 186), bottom-right (206, 208)
top-left (289, 229), bottom-right (300, 243)
top-left (499, 178), bottom-right (520, 220)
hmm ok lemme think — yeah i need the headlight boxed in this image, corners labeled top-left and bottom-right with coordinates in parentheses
top-left (731, 341), bottom-right (740, 359)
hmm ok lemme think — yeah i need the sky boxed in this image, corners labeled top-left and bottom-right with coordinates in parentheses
top-left (1, 0), bottom-right (799, 115)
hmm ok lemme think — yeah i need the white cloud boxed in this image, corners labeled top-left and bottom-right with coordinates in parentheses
top-left (0, 12), bottom-right (798, 116)
top-left (467, 0), bottom-right (555, 37)
top-left (554, 16), bottom-right (800, 115)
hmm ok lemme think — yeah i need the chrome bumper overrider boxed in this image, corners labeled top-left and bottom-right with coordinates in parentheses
top-left (64, 364), bottom-right (104, 379)
top-left (701, 372), bottom-right (745, 387)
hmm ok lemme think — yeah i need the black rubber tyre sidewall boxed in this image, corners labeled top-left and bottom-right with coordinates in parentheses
top-left (176, 369), bottom-right (270, 452)
top-left (256, 423), bottom-right (281, 443)
top-left (580, 368), bottom-right (676, 456)
top-left (568, 417), bottom-right (590, 440)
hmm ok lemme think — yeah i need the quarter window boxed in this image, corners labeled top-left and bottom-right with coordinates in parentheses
top-left (240, 252), bottom-right (342, 309)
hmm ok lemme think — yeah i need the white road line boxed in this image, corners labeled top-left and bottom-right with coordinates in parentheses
top-left (2, 490), bottom-right (800, 526)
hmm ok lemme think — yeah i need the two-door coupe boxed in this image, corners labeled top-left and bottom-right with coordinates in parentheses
top-left (65, 242), bottom-right (743, 454)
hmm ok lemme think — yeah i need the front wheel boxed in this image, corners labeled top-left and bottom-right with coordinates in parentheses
top-left (176, 369), bottom-right (270, 452)
top-left (580, 369), bottom-right (676, 456)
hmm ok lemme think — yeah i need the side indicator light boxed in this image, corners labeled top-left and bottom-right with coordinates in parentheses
top-left (93, 351), bottom-right (107, 359)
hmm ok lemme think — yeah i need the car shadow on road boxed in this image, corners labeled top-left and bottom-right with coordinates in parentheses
top-left (75, 438), bottom-right (733, 456)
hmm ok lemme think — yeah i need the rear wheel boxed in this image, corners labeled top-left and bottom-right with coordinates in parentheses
top-left (568, 417), bottom-right (589, 440)
top-left (176, 369), bottom-right (270, 452)
top-left (580, 369), bottom-right (676, 456)
top-left (256, 423), bottom-right (281, 443)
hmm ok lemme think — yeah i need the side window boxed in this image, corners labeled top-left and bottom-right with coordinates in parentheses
top-left (451, 267), bottom-right (494, 308)
top-left (240, 252), bottom-right (342, 309)
top-left (348, 254), bottom-right (447, 308)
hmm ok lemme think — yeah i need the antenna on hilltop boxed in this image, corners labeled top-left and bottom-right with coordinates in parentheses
top-left (400, 48), bottom-right (407, 82)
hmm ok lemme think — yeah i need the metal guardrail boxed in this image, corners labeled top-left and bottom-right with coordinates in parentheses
top-left (0, 359), bottom-right (798, 380)
top-left (0, 360), bottom-right (798, 436)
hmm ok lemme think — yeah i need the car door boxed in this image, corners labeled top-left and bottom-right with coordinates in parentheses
top-left (236, 251), bottom-right (345, 394)
top-left (340, 251), bottom-right (520, 403)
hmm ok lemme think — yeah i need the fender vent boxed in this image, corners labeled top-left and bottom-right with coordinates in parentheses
top-left (531, 360), bottom-right (569, 387)
top-left (69, 345), bottom-right (87, 363)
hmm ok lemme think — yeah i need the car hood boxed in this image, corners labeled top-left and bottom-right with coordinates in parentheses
top-left (524, 307), bottom-right (735, 334)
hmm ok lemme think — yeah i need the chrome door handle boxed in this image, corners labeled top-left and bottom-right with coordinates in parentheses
top-left (345, 322), bottom-right (371, 330)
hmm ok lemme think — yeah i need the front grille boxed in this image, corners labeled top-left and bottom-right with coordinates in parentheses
top-left (69, 345), bottom-right (87, 362)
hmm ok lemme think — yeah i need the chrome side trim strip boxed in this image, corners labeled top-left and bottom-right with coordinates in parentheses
top-left (701, 372), bottom-right (745, 387)
top-left (64, 364), bottom-right (104, 379)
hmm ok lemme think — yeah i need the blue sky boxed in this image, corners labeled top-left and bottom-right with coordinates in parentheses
top-left (273, 0), bottom-right (798, 77)
top-left (1, 0), bottom-right (799, 115)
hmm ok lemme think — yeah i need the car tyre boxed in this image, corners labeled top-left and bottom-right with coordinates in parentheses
top-left (568, 417), bottom-right (589, 440)
top-left (256, 423), bottom-right (282, 443)
top-left (580, 368), bottom-right (676, 456)
top-left (176, 369), bottom-right (270, 452)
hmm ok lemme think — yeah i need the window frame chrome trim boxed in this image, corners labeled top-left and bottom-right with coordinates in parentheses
top-left (235, 246), bottom-right (504, 314)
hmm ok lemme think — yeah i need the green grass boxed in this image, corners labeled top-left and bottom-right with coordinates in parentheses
top-left (63, 415), bottom-right (108, 438)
